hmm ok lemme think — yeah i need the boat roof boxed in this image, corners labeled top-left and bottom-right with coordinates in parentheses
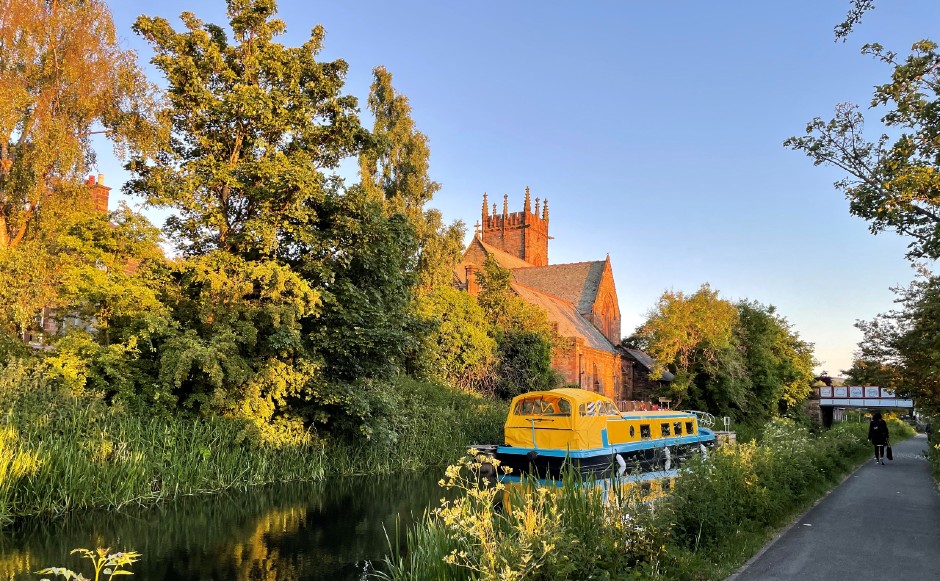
top-left (510, 388), bottom-right (615, 406)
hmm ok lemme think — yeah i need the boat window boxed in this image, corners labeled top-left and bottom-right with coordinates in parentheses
top-left (640, 424), bottom-right (651, 439)
top-left (629, 425), bottom-right (635, 438)
top-left (515, 399), bottom-right (552, 415)
top-left (551, 399), bottom-right (571, 416)
top-left (661, 423), bottom-right (671, 437)
top-left (641, 481), bottom-right (652, 493)
top-left (578, 400), bottom-right (620, 417)
top-left (663, 479), bottom-right (672, 492)
top-left (674, 422), bottom-right (683, 435)
top-left (685, 421), bottom-right (694, 434)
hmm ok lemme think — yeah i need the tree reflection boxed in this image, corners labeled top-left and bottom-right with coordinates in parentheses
top-left (0, 472), bottom-right (443, 580)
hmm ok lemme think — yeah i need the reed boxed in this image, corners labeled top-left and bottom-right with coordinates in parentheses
top-left (0, 364), bottom-right (506, 523)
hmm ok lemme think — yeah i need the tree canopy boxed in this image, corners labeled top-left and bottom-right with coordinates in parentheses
top-left (0, 0), bottom-right (156, 251)
top-left (787, 32), bottom-right (940, 260)
top-left (129, 0), bottom-right (363, 259)
top-left (631, 284), bottom-right (815, 420)
top-left (846, 270), bottom-right (940, 412)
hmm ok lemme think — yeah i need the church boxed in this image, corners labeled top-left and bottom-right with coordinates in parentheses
top-left (455, 188), bottom-right (670, 406)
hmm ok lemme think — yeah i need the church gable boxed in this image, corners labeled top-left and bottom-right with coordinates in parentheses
top-left (587, 257), bottom-right (621, 345)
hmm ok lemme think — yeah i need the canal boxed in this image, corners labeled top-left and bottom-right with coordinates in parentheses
top-left (0, 471), bottom-right (444, 580)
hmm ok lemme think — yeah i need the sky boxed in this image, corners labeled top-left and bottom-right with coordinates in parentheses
top-left (94, 0), bottom-right (940, 376)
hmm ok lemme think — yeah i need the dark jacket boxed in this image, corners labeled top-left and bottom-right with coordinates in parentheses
top-left (868, 418), bottom-right (889, 446)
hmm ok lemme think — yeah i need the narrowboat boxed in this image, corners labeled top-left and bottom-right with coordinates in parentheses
top-left (489, 388), bottom-right (715, 479)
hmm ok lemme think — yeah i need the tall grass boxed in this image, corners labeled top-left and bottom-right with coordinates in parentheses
top-left (0, 361), bottom-right (506, 524)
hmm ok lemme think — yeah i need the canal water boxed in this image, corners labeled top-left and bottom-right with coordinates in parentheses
top-left (0, 471), bottom-right (445, 581)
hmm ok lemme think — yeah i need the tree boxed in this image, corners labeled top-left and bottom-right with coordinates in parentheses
top-left (0, 0), bottom-right (156, 250)
top-left (737, 301), bottom-right (816, 418)
top-left (299, 185), bottom-right (419, 381)
top-left (475, 257), bottom-right (559, 397)
top-left (631, 287), bottom-right (817, 418)
top-left (631, 284), bottom-right (741, 409)
top-left (128, 0), bottom-right (364, 259)
top-left (415, 286), bottom-right (496, 391)
top-left (786, 36), bottom-right (940, 260)
top-left (847, 271), bottom-right (940, 412)
top-left (359, 66), bottom-right (465, 292)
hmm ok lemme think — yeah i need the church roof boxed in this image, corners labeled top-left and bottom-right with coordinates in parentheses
top-left (455, 238), bottom-right (537, 286)
top-left (510, 261), bottom-right (606, 314)
top-left (511, 282), bottom-right (618, 354)
top-left (623, 347), bottom-right (675, 382)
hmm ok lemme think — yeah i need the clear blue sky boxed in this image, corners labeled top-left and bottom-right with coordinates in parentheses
top-left (96, 1), bottom-right (940, 376)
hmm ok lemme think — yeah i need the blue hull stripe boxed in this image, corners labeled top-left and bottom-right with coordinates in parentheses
top-left (499, 469), bottom-right (680, 487)
top-left (496, 432), bottom-right (715, 459)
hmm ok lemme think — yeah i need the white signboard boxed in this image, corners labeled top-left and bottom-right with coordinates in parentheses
top-left (820, 386), bottom-right (833, 398)
top-left (834, 387), bottom-right (848, 398)
top-left (849, 386), bottom-right (864, 398)
top-left (865, 387), bottom-right (880, 398)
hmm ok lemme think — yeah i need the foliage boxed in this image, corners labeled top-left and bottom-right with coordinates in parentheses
top-left (632, 286), bottom-right (817, 420)
top-left (129, 0), bottom-right (363, 259)
top-left (631, 284), bottom-right (742, 410)
top-left (376, 451), bottom-right (666, 580)
top-left (846, 270), bottom-right (940, 412)
top-left (492, 331), bottom-right (559, 399)
top-left (415, 286), bottom-right (496, 390)
top-left (37, 548), bottom-right (141, 581)
top-left (298, 187), bottom-right (420, 382)
top-left (737, 301), bottom-right (816, 420)
top-left (786, 38), bottom-right (940, 261)
top-left (0, 361), bottom-right (505, 522)
top-left (360, 66), bottom-right (465, 293)
top-left (475, 257), bottom-right (560, 397)
top-left (0, 0), bottom-right (158, 251)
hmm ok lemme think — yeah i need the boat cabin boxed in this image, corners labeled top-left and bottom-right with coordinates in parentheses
top-left (505, 388), bottom-right (703, 451)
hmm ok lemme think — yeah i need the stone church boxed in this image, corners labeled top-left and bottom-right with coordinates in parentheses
top-left (455, 188), bottom-right (670, 405)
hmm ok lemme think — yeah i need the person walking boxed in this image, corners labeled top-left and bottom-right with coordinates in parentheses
top-left (868, 411), bottom-right (890, 465)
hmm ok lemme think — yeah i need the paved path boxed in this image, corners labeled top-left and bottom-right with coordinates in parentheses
top-left (729, 434), bottom-right (940, 581)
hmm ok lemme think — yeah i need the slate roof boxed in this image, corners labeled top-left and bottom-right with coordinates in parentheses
top-left (623, 347), bottom-right (675, 382)
top-left (511, 282), bottom-right (618, 353)
top-left (510, 261), bottom-right (606, 314)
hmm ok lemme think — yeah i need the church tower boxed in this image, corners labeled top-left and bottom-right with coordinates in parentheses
top-left (480, 187), bottom-right (550, 266)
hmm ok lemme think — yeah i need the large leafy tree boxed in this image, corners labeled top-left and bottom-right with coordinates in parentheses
top-left (0, 0), bottom-right (156, 250)
top-left (737, 301), bottom-right (816, 419)
top-left (360, 66), bottom-right (464, 292)
top-left (128, 0), bottom-right (363, 259)
top-left (631, 284), bottom-right (742, 410)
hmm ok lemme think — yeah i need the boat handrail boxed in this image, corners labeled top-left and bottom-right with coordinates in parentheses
top-left (680, 410), bottom-right (715, 428)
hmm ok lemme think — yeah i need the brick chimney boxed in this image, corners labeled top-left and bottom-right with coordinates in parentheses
top-left (85, 173), bottom-right (110, 214)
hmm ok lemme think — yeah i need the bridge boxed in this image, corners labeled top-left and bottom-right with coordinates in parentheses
top-left (815, 385), bottom-right (913, 427)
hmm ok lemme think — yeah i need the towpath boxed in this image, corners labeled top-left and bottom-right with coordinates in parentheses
top-left (728, 433), bottom-right (940, 581)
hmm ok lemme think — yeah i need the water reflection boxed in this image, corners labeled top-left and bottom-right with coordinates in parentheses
top-left (0, 471), bottom-right (444, 580)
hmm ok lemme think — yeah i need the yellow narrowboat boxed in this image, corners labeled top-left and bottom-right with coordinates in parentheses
top-left (493, 388), bottom-right (715, 478)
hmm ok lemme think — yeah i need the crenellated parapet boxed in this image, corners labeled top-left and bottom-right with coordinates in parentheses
top-left (480, 186), bottom-right (550, 266)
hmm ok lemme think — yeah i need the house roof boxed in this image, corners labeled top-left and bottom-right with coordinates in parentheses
top-left (623, 347), bottom-right (675, 382)
top-left (511, 282), bottom-right (618, 354)
top-left (511, 261), bottom-right (606, 314)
